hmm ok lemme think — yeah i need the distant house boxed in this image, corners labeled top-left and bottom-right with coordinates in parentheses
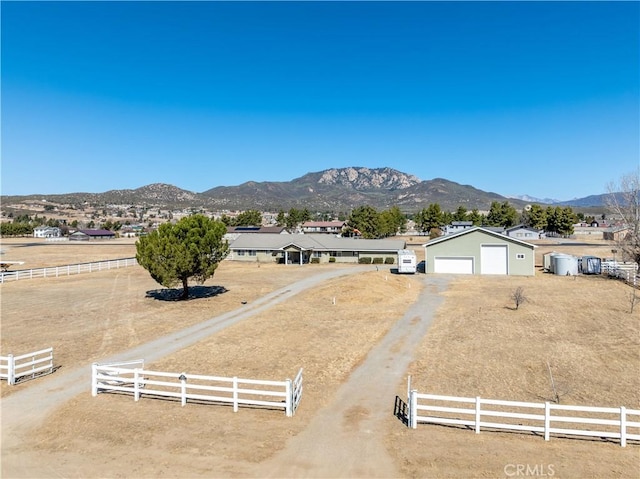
top-left (229, 233), bottom-right (405, 265)
top-left (424, 227), bottom-right (536, 276)
top-left (69, 229), bottom-right (116, 241)
top-left (443, 221), bottom-right (473, 235)
top-left (603, 226), bottom-right (631, 242)
top-left (33, 226), bottom-right (62, 238)
top-left (300, 221), bottom-right (345, 235)
top-left (505, 225), bottom-right (545, 240)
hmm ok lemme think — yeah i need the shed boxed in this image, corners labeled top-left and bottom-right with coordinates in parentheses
top-left (69, 229), bottom-right (116, 241)
top-left (424, 227), bottom-right (536, 276)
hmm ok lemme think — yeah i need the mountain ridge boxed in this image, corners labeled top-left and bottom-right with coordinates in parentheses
top-left (1, 167), bottom-right (606, 212)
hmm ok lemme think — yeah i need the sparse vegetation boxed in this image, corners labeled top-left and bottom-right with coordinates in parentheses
top-left (510, 286), bottom-right (527, 310)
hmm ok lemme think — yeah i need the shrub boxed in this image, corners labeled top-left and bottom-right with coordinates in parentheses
top-left (372, 257), bottom-right (384, 264)
top-left (359, 257), bottom-right (372, 264)
top-left (310, 257), bottom-right (320, 264)
top-left (384, 257), bottom-right (395, 264)
top-left (329, 257), bottom-right (336, 263)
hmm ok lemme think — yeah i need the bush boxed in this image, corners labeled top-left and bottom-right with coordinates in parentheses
top-left (359, 257), bottom-right (372, 264)
top-left (384, 257), bottom-right (395, 264)
top-left (310, 257), bottom-right (320, 264)
top-left (372, 257), bottom-right (384, 264)
top-left (329, 257), bottom-right (336, 263)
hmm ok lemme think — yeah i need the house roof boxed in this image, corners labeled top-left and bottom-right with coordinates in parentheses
top-left (226, 226), bottom-right (287, 234)
top-left (424, 227), bottom-right (537, 249)
top-left (505, 224), bottom-right (542, 233)
top-left (73, 229), bottom-right (115, 236)
top-left (230, 234), bottom-right (405, 252)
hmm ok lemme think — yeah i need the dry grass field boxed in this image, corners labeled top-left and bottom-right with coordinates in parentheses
top-left (1, 237), bottom-right (639, 478)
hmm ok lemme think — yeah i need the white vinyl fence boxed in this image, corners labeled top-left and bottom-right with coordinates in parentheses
top-left (0, 347), bottom-right (54, 385)
top-left (602, 261), bottom-right (638, 287)
top-left (92, 360), bottom-right (303, 417)
top-left (408, 381), bottom-right (639, 447)
top-left (0, 257), bottom-right (138, 283)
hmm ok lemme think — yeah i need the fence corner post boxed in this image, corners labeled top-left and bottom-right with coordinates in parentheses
top-left (91, 363), bottom-right (98, 396)
top-left (620, 406), bottom-right (627, 447)
top-left (285, 379), bottom-right (292, 417)
top-left (475, 397), bottom-right (481, 434)
top-left (410, 390), bottom-right (418, 429)
top-left (544, 402), bottom-right (551, 441)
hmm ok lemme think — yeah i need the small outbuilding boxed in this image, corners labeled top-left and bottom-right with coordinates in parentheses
top-left (69, 229), bottom-right (116, 241)
top-left (424, 227), bottom-right (536, 276)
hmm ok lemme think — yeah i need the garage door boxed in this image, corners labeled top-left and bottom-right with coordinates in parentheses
top-left (481, 245), bottom-right (508, 275)
top-left (433, 257), bottom-right (474, 274)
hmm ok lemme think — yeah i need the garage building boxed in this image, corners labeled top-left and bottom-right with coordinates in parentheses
top-left (424, 227), bottom-right (536, 276)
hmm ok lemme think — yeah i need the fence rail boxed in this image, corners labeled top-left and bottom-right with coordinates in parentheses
top-left (0, 257), bottom-right (138, 283)
top-left (0, 347), bottom-right (54, 385)
top-left (408, 384), bottom-right (639, 447)
top-left (92, 361), bottom-right (303, 417)
top-left (602, 261), bottom-right (638, 287)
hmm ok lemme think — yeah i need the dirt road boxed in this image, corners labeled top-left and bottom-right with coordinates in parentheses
top-left (260, 275), bottom-right (450, 478)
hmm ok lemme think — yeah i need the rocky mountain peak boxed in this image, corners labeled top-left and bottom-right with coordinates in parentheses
top-left (316, 167), bottom-right (421, 190)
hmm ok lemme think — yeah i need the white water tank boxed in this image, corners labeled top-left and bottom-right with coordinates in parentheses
top-left (553, 254), bottom-right (579, 276)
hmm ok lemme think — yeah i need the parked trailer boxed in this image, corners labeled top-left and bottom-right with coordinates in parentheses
top-left (397, 249), bottom-right (417, 274)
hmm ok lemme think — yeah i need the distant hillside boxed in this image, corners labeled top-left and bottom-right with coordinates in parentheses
top-left (551, 193), bottom-right (611, 208)
top-left (1, 166), bottom-right (608, 213)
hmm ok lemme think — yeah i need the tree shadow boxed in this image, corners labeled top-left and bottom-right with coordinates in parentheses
top-left (145, 285), bottom-right (229, 301)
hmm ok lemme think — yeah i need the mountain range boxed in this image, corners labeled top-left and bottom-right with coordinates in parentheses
top-left (1, 167), bottom-right (609, 213)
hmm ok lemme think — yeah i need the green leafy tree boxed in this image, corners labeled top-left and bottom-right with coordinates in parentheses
top-left (235, 209), bottom-right (263, 227)
top-left (415, 203), bottom-right (444, 234)
top-left (545, 206), bottom-right (576, 236)
top-left (523, 204), bottom-right (547, 230)
top-left (468, 208), bottom-right (483, 226)
top-left (452, 206), bottom-right (468, 222)
top-left (485, 201), bottom-right (519, 228)
top-left (346, 205), bottom-right (380, 238)
top-left (275, 210), bottom-right (286, 227)
top-left (136, 214), bottom-right (229, 300)
top-left (378, 206), bottom-right (407, 237)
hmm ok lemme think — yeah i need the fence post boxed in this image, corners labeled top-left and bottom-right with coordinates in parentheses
top-left (8, 354), bottom-right (15, 385)
top-left (134, 369), bottom-right (141, 402)
top-left (233, 377), bottom-right (239, 412)
top-left (410, 390), bottom-right (418, 429)
top-left (407, 375), bottom-right (411, 401)
top-left (544, 402), bottom-right (551, 441)
top-left (475, 397), bottom-right (481, 434)
top-left (620, 406), bottom-right (627, 447)
top-left (91, 363), bottom-right (98, 396)
top-left (285, 379), bottom-right (292, 417)
top-left (179, 373), bottom-right (187, 407)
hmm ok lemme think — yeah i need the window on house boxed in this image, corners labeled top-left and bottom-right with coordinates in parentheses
top-left (237, 250), bottom-right (245, 256)
top-left (516, 253), bottom-right (525, 259)
top-left (248, 250), bottom-right (256, 256)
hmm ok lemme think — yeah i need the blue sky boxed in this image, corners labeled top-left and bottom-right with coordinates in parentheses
top-left (2, 1), bottom-right (638, 201)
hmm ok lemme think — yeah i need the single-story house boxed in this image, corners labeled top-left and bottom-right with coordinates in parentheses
top-left (228, 234), bottom-right (405, 265)
top-left (424, 227), bottom-right (536, 276)
top-left (69, 229), bottom-right (116, 241)
top-left (505, 225), bottom-right (545, 240)
top-left (33, 226), bottom-right (62, 238)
